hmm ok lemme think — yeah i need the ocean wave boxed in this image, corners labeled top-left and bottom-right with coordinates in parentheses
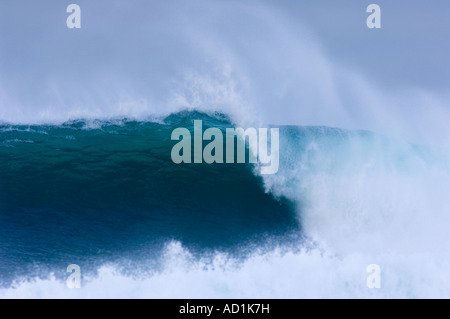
top-left (1, 111), bottom-right (449, 297)
top-left (1, 0), bottom-right (449, 298)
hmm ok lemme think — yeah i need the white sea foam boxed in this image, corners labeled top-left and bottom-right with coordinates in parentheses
top-left (1, 241), bottom-right (449, 299)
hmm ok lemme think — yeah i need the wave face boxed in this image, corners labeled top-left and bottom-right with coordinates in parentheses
top-left (1, 111), bottom-right (449, 298)
top-left (0, 111), bottom-right (300, 285)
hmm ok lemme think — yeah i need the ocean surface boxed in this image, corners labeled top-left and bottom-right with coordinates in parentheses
top-left (0, 111), bottom-right (301, 284)
top-left (1, 110), bottom-right (449, 298)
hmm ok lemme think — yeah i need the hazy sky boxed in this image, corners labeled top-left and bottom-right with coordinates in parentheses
top-left (1, 1), bottom-right (448, 86)
top-left (0, 0), bottom-right (448, 132)
top-left (276, 0), bottom-right (450, 91)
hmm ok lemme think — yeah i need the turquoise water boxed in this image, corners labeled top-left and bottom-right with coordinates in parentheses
top-left (0, 111), bottom-right (299, 285)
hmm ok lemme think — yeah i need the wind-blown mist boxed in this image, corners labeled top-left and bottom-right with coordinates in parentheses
top-left (0, 0), bottom-right (449, 298)
top-left (1, 0), bottom-right (448, 142)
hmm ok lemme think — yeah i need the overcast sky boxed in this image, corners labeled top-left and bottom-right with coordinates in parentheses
top-left (276, 0), bottom-right (450, 91)
top-left (0, 0), bottom-right (448, 132)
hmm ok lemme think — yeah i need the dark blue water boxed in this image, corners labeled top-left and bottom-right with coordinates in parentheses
top-left (0, 111), bottom-right (300, 284)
